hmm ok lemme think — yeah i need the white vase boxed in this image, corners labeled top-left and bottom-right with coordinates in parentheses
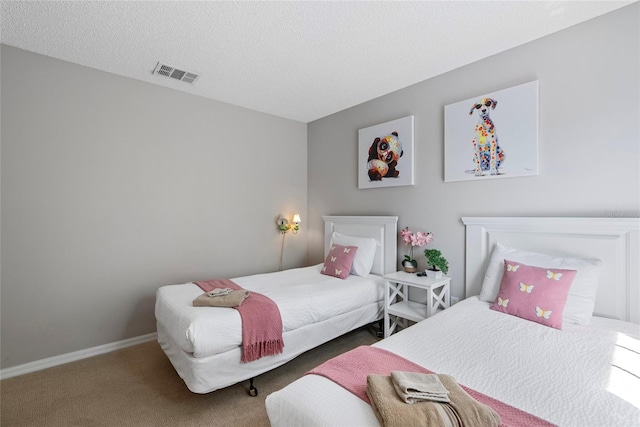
top-left (425, 269), bottom-right (443, 279)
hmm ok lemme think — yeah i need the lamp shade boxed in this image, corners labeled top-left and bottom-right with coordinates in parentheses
top-left (292, 213), bottom-right (301, 224)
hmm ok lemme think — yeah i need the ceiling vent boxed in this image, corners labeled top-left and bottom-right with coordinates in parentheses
top-left (152, 62), bottom-right (199, 84)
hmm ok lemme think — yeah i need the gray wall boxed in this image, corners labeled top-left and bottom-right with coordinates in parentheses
top-left (2, 4), bottom-right (638, 370)
top-left (307, 5), bottom-right (639, 302)
top-left (1, 45), bottom-right (307, 368)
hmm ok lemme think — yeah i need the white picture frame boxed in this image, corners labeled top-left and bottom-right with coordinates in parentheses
top-left (444, 81), bottom-right (539, 182)
top-left (358, 115), bottom-right (415, 189)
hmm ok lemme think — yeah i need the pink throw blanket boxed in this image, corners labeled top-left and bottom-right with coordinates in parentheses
top-left (194, 278), bottom-right (284, 363)
top-left (307, 346), bottom-right (556, 427)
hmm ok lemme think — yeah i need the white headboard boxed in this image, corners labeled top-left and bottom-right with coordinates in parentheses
top-left (462, 217), bottom-right (640, 324)
top-left (323, 215), bottom-right (398, 276)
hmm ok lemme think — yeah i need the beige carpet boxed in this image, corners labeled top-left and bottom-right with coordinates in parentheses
top-left (1, 325), bottom-right (379, 426)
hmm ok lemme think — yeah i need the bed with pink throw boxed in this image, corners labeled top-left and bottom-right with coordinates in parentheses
top-left (265, 217), bottom-right (640, 426)
top-left (155, 215), bottom-right (398, 393)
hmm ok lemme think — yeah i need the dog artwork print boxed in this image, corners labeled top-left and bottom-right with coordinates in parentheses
top-left (444, 81), bottom-right (539, 182)
top-left (469, 97), bottom-right (504, 176)
top-left (358, 115), bottom-right (415, 189)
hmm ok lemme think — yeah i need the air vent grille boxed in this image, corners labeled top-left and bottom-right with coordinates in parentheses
top-left (153, 62), bottom-right (199, 84)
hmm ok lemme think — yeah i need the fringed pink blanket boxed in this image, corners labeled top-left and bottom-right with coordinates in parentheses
top-left (194, 278), bottom-right (284, 363)
top-left (307, 345), bottom-right (556, 427)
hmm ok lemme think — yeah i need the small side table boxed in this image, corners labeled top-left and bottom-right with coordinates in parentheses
top-left (383, 271), bottom-right (451, 338)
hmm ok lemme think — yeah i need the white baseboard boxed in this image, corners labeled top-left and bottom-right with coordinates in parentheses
top-left (0, 332), bottom-right (158, 380)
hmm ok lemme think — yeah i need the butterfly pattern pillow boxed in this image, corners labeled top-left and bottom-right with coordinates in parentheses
top-left (321, 244), bottom-right (358, 279)
top-left (490, 259), bottom-right (577, 329)
top-left (330, 232), bottom-right (378, 277)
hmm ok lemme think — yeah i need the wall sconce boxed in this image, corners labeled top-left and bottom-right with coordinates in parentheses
top-left (277, 213), bottom-right (301, 234)
top-left (277, 213), bottom-right (301, 270)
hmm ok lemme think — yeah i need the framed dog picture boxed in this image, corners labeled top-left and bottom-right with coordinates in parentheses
top-left (444, 80), bottom-right (539, 182)
top-left (358, 115), bottom-right (415, 189)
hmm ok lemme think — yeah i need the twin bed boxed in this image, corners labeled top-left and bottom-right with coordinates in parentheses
top-left (266, 216), bottom-right (640, 426)
top-left (155, 215), bottom-right (398, 394)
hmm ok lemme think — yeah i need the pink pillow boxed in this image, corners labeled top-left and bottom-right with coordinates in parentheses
top-left (321, 244), bottom-right (358, 279)
top-left (490, 259), bottom-right (577, 329)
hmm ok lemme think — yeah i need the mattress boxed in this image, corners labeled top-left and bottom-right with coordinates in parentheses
top-left (265, 296), bottom-right (640, 427)
top-left (155, 264), bottom-right (385, 358)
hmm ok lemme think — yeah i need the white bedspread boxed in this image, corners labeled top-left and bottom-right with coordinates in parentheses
top-left (155, 264), bottom-right (385, 358)
top-left (266, 296), bottom-right (640, 427)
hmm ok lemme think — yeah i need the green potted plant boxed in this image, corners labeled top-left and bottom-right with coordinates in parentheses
top-left (423, 249), bottom-right (449, 278)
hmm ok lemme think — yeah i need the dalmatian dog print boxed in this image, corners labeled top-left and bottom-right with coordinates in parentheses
top-left (469, 97), bottom-right (505, 176)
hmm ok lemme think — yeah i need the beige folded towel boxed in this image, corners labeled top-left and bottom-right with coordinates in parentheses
top-left (391, 371), bottom-right (450, 404)
top-left (193, 289), bottom-right (250, 307)
top-left (366, 374), bottom-right (501, 427)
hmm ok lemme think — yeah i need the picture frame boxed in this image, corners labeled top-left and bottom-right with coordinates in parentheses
top-left (358, 115), bottom-right (415, 189)
top-left (444, 81), bottom-right (539, 182)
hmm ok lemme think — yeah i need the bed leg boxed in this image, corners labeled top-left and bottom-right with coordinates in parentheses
top-left (248, 377), bottom-right (258, 397)
top-left (376, 319), bottom-right (384, 338)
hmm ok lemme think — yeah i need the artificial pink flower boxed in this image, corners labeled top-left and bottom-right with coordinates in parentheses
top-left (401, 227), bottom-right (413, 244)
top-left (400, 227), bottom-right (434, 262)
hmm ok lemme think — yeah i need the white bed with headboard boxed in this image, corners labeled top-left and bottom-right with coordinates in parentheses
top-left (266, 217), bottom-right (640, 427)
top-left (463, 217), bottom-right (639, 323)
top-left (155, 215), bottom-right (397, 394)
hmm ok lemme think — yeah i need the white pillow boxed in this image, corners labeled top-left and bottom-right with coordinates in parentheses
top-left (330, 232), bottom-right (378, 277)
top-left (480, 242), bottom-right (602, 325)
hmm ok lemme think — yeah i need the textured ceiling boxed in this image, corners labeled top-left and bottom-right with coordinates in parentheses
top-left (1, 1), bottom-right (633, 123)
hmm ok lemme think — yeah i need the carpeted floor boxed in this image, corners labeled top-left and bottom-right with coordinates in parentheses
top-left (0, 325), bottom-right (379, 426)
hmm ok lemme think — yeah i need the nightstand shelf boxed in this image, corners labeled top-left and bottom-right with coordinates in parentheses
top-left (383, 271), bottom-right (451, 338)
top-left (387, 300), bottom-right (432, 322)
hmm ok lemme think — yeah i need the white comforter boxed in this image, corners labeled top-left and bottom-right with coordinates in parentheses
top-left (155, 264), bottom-right (385, 358)
top-left (266, 296), bottom-right (640, 427)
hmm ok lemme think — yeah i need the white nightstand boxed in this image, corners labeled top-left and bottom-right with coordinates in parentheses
top-left (383, 271), bottom-right (451, 338)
